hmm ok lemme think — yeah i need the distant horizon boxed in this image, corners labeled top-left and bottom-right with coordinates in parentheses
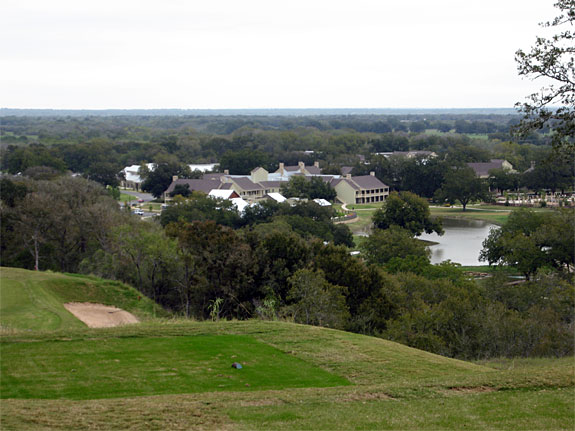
top-left (0, 107), bottom-right (520, 117)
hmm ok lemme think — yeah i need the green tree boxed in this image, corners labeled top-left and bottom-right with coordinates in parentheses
top-left (534, 208), bottom-right (575, 272)
top-left (479, 208), bottom-right (566, 279)
top-left (435, 166), bottom-right (489, 211)
top-left (160, 195), bottom-right (241, 228)
top-left (141, 161), bottom-right (191, 199)
top-left (372, 191), bottom-right (443, 236)
top-left (84, 161), bottom-right (121, 187)
top-left (280, 176), bottom-right (337, 201)
top-left (280, 176), bottom-right (308, 198)
top-left (0, 178), bottom-right (28, 207)
top-left (514, 0), bottom-right (574, 155)
top-left (166, 220), bottom-right (255, 319)
top-left (282, 269), bottom-right (349, 329)
top-left (307, 176), bottom-right (337, 201)
top-left (521, 156), bottom-right (574, 193)
top-left (361, 226), bottom-right (430, 266)
top-left (109, 222), bottom-right (177, 303)
top-left (488, 169), bottom-right (520, 194)
top-left (2, 177), bottom-right (121, 272)
top-left (12, 191), bottom-right (55, 271)
top-left (399, 157), bottom-right (449, 198)
top-left (253, 229), bottom-right (312, 303)
top-left (169, 184), bottom-right (192, 198)
top-left (2, 144), bottom-right (67, 174)
top-left (219, 149), bottom-right (270, 175)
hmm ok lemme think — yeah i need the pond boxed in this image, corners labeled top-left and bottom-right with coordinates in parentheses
top-left (418, 218), bottom-right (498, 266)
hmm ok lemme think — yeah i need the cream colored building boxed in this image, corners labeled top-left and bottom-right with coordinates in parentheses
top-left (331, 173), bottom-right (389, 205)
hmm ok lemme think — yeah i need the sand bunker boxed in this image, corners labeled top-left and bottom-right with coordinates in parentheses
top-left (64, 303), bottom-right (139, 328)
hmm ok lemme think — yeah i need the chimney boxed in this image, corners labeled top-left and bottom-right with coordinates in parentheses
top-left (530, 161), bottom-right (536, 169)
top-left (298, 161), bottom-right (305, 173)
top-left (370, 171), bottom-right (375, 176)
top-left (346, 174), bottom-right (352, 180)
top-left (314, 161), bottom-right (320, 168)
top-left (279, 162), bottom-right (285, 175)
top-left (224, 169), bottom-right (229, 175)
top-left (172, 175), bottom-right (179, 182)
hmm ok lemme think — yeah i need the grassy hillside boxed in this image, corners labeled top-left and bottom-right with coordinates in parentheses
top-left (2, 320), bottom-right (573, 430)
top-left (1, 268), bottom-right (573, 430)
top-left (0, 267), bottom-right (165, 331)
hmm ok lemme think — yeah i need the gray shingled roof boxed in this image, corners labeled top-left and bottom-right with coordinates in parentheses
top-left (260, 181), bottom-right (283, 188)
top-left (282, 165), bottom-right (322, 174)
top-left (306, 166), bottom-right (322, 174)
top-left (231, 177), bottom-right (264, 191)
top-left (284, 165), bottom-right (301, 172)
top-left (165, 179), bottom-right (224, 195)
top-left (350, 175), bottom-right (387, 190)
top-left (330, 178), bottom-right (344, 187)
top-left (466, 159), bottom-right (506, 177)
top-left (345, 180), bottom-right (361, 190)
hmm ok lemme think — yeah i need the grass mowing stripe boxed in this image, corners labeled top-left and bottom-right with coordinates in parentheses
top-left (0, 277), bottom-right (84, 331)
top-left (227, 386), bottom-right (575, 430)
top-left (1, 335), bottom-right (349, 400)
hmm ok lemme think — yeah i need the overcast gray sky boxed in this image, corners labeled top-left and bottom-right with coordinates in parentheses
top-left (0, 0), bottom-right (558, 109)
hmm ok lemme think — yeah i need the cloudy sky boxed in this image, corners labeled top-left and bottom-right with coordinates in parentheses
top-left (0, 0), bottom-right (557, 109)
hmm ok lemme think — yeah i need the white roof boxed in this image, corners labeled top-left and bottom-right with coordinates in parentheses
top-left (208, 189), bottom-right (236, 199)
top-left (123, 163), bottom-right (217, 184)
top-left (207, 189), bottom-right (248, 213)
top-left (313, 198), bottom-right (332, 206)
top-left (189, 163), bottom-right (218, 172)
top-left (267, 192), bottom-right (287, 203)
top-left (231, 197), bottom-right (249, 214)
top-left (122, 163), bottom-right (155, 184)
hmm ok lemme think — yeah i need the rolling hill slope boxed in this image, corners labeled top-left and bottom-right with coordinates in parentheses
top-left (0, 267), bottom-right (163, 331)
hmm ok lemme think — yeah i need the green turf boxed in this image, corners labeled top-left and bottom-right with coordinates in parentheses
top-left (119, 192), bottom-right (136, 202)
top-left (430, 206), bottom-right (511, 225)
top-left (0, 267), bottom-right (165, 331)
top-left (1, 320), bottom-right (573, 429)
top-left (227, 387), bottom-right (574, 430)
top-left (0, 276), bottom-right (85, 331)
top-left (1, 334), bottom-right (349, 399)
top-left (430, 205), bottom-right (555, 226)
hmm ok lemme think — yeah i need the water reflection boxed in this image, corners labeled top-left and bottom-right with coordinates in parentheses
top-left (418, 218), bottom-right (498, 266)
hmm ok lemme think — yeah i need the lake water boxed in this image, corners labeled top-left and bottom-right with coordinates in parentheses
top-left (418, 218), bottom-right (498, 266)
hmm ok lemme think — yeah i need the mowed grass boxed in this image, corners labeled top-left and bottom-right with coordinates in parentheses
top-left (1, 334), bottom-right (349, 400)
top-left (228, 387), bottom-right (574, 430)
top-left (119, 192), bottom-right (136, 203)
top-left (0, 267), bottom-right (165, 331)
top-left (430, 206), bottom-right (511, 225)
top-left (430, 205), bottom-right (555, 226)
top-left (1, 320), bottom-right (573, 430)
top-left (0, 274), bottom-right (85, 331)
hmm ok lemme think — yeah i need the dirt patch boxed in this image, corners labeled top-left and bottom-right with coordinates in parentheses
top-left (446, 386), bottom-right (497, 395)
top-left (64, 303), bottom-right (139, 328)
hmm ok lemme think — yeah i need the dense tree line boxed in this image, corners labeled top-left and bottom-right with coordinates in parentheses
top-left (1, 114), bottom-right (570, 207)
top-left (0, 113), bottom-right (517, 140)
